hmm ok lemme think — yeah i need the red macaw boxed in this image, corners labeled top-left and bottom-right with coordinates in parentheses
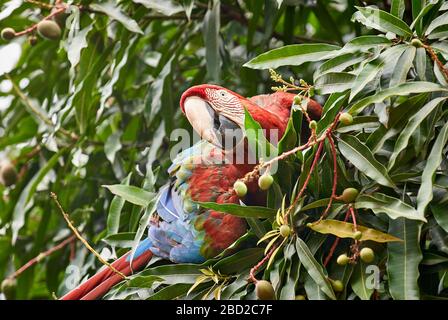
top-left (60, 84), bottom-right (322, 300)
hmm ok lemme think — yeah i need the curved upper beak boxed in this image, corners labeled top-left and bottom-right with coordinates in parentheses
top-left (183, 96), bottom-right (243, 149)
top-left (184, 96), bottom-right (220, 146)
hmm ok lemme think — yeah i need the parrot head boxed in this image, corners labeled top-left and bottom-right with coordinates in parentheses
top-left (180, 84), bottom-right (246, 149)
top-left (180, 84), bottom-right (322, 150)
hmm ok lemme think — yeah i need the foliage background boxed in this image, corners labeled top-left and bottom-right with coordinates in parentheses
top-left (0, 0), bottom-right (447, 300)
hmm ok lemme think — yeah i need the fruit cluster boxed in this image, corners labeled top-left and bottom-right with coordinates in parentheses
top-left (1, 3), bottom-right (67, 45)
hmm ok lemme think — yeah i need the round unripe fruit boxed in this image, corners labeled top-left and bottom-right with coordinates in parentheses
top-left (411, 38), bottom-right (423, 48)
top-left (295, 294), bottom-right (306, 300)
top-left (293, 95), bottom-right (302, 105)
top-left (37, 20), bottom-right (61, 40)
top-left (353, 230), bottom-right (363, 240)
top-left (255, 280), bottom-right (275, 300)
top-left (330, 279), bottom-right (344, 292)
top-left (1, 28), bottom-right (15, 41)
top-left (309, 120), bottom-right (317, 130)
top-left (339, 112), bottom-right (353, 125)
top-left (1, 278), bottom-right (16, 300)
top-left (258, 174), bottom-right (273, 191)
top-left (336, 254), bottom-right (350, 266)
top-left (233, 180), bottom-right (247, 197)
top-left (341, 187), bottom-right (359, 203)
top-left (360, 247), bottom-right (375, 263)
top-left (279, 225), bottom-right (291, 237)
top-left (0, 162), bottom-right (18, 187)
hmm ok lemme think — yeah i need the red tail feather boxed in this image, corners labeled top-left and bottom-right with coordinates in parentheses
top-left (60, 250), bottom-right (153, 300)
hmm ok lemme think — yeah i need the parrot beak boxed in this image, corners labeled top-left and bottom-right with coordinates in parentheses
top-left (183, 96), bottom-right (243, 149)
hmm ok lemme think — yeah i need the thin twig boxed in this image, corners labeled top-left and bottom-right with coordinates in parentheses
top-left (14, 7), bottom-right (66, 36)
top-left (249, 245), bottom-right (278, 283)
top-left (285, 140), bottom-right (325, 220)
top-left (6, 74), bottom-right (78, 141)
top-left (7, 235), bottom-right (76, 279)
top-left (320, 134), bottom-right (338, 220)
top-left (323, 209), bottom-right (350, 267)
top-left (50, 192), bottom-right (126, 279)
top-left (424, 44), bottom-right (448, 83)
top-left (25, 0), bottom-right (53, 9)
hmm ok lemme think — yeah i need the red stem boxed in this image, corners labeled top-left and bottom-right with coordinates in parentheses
top-left (285, 139), bottom-right (325, 219)
top-left (249, 245), bottom-right (278, 283)
top-left (323, 209), bottom-right (351, 267)
top-left (320, 134), bottom-right (338, 220)
top-left (14, 7), bottom-right (66, 37)
top-left (349, 206), bottom-right (357, 230)
top-left (8, 235), bottom-right (76, 279)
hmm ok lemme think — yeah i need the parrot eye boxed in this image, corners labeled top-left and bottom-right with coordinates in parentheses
top-left (218, 90), bottom-right (228, 98)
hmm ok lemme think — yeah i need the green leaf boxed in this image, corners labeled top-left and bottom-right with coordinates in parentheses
top-left (388, 97), bottom-right (448, 170)
top-left (387, 218), bottom-right (422, 300)
top-left (90, 2), bottom-right (143, 34)
top-left (342, 35), bottom-right (392, 52)
top-left (426, 10), bottom-right (448, 35)
top-left (307, 219), bottom-right (402, 243)
top-left (416, 121), bottom-right (448, 216)
top-left (107, 174), bottom-right (132, 235)
top-left (243, 108), bottom-right (277, 161)
top-left (197, 202), bottom-right (276, 219)
top-left (132, 0), bottom-right (184, 15)
top-left (243, 43), bottom-right (340, 69)
top-left (295, 237), bottom-right (336, 300)
top-left (12, 149), bottom-right (67, 243)
top-left (213, 248), bottom-right (264, 274)
top-left (314, 72), bottom-right (356, 95)
top-left (314, 52), bottom-right (366, 80)
top-left (349, 82), bottom-right (448, 114)
top-left (124, 275), bottom-right (163, 288)
top-left (349, 59), bottom-right (385, 101)
top-left (202, 0), bottom-right (220, 81)
top-left (432, 202), bottom-right (448, 233)
top-left (338, 134), bottom-right (395, 188)
top-left (391, 0), bottom-right (406, 18)
top-left (351, 261), bottom-right (374, 300)
top-left (353, 6), bottom-right (413, 37)
top-left (389, 46), bottom-right (416, 87)
top-left (66, 21), bottom-right (94, 72)
top-left (147, 283), bottom-right (192, 300)
top-left (103, 184), bottom-right (155, 207)
top-left (411, 0), bottom-right (440, 35)
top-left (355, 193), bottom-right (426, 222)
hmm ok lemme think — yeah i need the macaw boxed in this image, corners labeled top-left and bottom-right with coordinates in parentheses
top-left (60, 84), bottom-right (322, 300)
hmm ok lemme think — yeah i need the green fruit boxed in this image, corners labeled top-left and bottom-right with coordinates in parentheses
top-left (293, 95), bottom-right (302, 105)
top-left (1, 28), bottom-right (15, 41)
top-left (341, 187), bottom-right (359, 203)
top-left (360, 247), bottom-right (375, 263)
top-left (37, 20), bottom-right (61, 40)
top-left (339, 112), bottom-right (353, 125)
top-left (411, 38), bottom-right (423, 48)
top-left (309, 120), bottom-right (317, 130)
top-left (255, 280), bottom-right (275, 300)
top-left (295, 294), bottom-right (306, 300)
top-left (1, 278), bottom-right (16, 300)
top-left (330, 279), bottom-right (344, 292)
top-left (279, 225), bottom-right (291, 237)
top-left (353, 230), bottom-right (363, 240)
top-left (233, 180), bottom-right (247, 197)
top-left (336, 254), bottom-right (349, 266)
top-left (258, 174), bottom-right (273, 190)
top-left (0, 162), bottom-right (17, 187)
